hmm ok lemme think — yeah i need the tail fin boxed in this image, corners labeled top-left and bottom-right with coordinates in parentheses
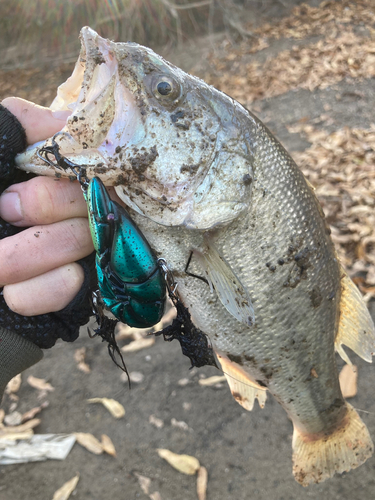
top-left (292, 403), bottom-right (373, 486)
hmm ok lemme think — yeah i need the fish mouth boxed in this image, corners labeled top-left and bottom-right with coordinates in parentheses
top-left (17, 27), bottom-right (142, 182)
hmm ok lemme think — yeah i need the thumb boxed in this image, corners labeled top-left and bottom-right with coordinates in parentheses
top-left (1, 97), bottom-right (71, 145)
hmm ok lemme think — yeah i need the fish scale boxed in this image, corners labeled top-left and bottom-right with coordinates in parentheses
top-left (16, 26), bottom-right (375, 486)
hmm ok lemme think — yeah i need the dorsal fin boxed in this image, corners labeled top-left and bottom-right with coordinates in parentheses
top-left (335, 266), bottom-right (375, 364)
top-left (216, 352), bottom-right (267, 411)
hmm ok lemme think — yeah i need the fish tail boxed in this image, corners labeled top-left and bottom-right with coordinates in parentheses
top-left (292, 402), bottom-right (373, 486)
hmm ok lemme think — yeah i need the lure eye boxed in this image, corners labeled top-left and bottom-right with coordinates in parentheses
top-left (152, 75), bottom-right (181, 102)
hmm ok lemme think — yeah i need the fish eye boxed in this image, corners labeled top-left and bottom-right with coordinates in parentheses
top-left (157, 81), bottom-right (172, 96)
top-left (152, 75), bottom-right (181, 102)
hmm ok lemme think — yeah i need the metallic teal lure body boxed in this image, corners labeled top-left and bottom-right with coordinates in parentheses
top-left (84, 177), bottom-right (166, 328)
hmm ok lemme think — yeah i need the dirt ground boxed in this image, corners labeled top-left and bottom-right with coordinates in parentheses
top-left (1, 1), bottom-right (375, 499)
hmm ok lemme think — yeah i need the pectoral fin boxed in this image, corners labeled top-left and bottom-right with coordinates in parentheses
top-left (335, 266), bottom-right (375, 364)
top-left (216, 352), bottom-right (267, 411)
top-left (193, 243), bottom-right (255, 327)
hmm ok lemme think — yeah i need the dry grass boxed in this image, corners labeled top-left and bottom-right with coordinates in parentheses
top-left (0, 0), bottom-right (254, 69)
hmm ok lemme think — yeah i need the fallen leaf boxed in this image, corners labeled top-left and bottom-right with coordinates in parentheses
top-left (157, 449), bottom-right (200, 475)
top-left (74, 348), bottom-right (91, 374)
top-left (339, 364), bottom-right (358, 398)
top-left (0, 418), bottom-right (41, 434)
top-left (198, 376), bottom-right (226, 386)
top-left (197, 466), bottom-right (208, 500)
top-left (121, 338), bottom-right (155, 352)
top-left (21, 401), bottom-right (49, 423)
top-left (171, 418), bottom-right (189, 431)
top-left (135, 473), bottom-right (151, 495)
top-left (5, 374), bottom-right (22, 394)
top-left (149, 415), bottom-right (164, 429)
top-left (27, 375), bottom-right (54, 392)
top-left (52, 474), bottom-right (80, 500)
top-left (3, 411), bottom-right (22, 426)
top-left (74, 433), bottom-right (103, 455)
top-left (0, 430), bottom-right (34, 441)
top-left (149, 492), bottom-right (162, 500)
top-left (101, 434), bottom-right (116, 457)
top-left (87, 398), bottom-right (125, 419)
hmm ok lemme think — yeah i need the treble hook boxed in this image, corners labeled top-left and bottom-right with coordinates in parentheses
top-left (37, 133), bottom-right (90, 191)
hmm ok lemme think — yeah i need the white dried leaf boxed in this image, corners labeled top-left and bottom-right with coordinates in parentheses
top-left (178, 378), bottom-right (190, 387)
top-left (149, 492), bottom-right (162, 500)
top-left (4, 411), bottom-right (22, 426)
top-left (74, 433), bottom-right (103, 455)
top-left (197, 466), bottom-right (208, 500)
top-left (129, 371), bottom-right (144, 383)
top-left (0, 418), bottom-right (41, 434)
top-left (101, 434), bottom-right (116, 457)
top-left (157, 449), bottom-right (200, 475)
top-left (0, 430), bottom-right (34, 441)
top-left (87, 398), bottom-right (125, 419)
top-left (27, 376), bottom-right (54, 392)
top-left (52, 474), bottom-right (80, 500)
top-left (5, 374), bottom-right (22, 394)
top-left (171, 418), bottom-right (189, 431)
top-left (121, 338), bottom-right (155, 352)
top-left (339, 364), bottom-right (358, 398)
top-left (198, 376), bottom-right (226, 386)
top-left (21, 401), bottom-right (49, 423)
top-left (149, 415), bottom-right (164, 429)
top-left (135, 473), bottom-right (151, 495)
top-left (74, 348), bottom-right (91, 374)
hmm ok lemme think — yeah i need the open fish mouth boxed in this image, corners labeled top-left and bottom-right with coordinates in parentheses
top-left (18, 27), bottom-right (143, 184)
top-left (16, 27), bottom-right (253, 229)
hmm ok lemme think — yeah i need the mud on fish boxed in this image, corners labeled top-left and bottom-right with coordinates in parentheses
top-left (16, 27), bottom-right (375, 486)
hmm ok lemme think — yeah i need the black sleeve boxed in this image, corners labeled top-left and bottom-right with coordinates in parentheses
top-left (0, 104), bottom-right (97, 349)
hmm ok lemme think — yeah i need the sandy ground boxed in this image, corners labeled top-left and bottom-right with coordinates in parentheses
top-left (1, 1), bottom-right (375, 499)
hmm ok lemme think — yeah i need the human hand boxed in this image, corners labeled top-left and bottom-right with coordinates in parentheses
top-left (0, 97), bottom-right (94, 316)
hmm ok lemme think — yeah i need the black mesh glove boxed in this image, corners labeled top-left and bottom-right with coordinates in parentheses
top-left (0, 103), bottom-right (97, 349)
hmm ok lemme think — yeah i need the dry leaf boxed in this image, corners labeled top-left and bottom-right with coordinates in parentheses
top-left (0, 418), bottom-right (41, 434)
top-left (135, 473), bottom-right (151, 495)
top-left (121, 338), bottom-right (155, 352)
top-left (52, 474), bottom-right (80, 500)
top-left (157, 449), bottom-right (200, 475)
top-left (74, 348), bottom-right (91, 374)
top-left (149, 415), bottom-right (164, 429)
top-left (87, 398), bottom-right (125, 419)
top-left (0, 409), bottom-right (4, 425)
top-left (198, 376), bottom-right (226, 386)
top-left (74, 433), bottom-right (103, 455)
top-left (101, 434), bottom-right (116, 457)
top-left (149, 492), bottom-right (162, 500)
top-left (6, 374), bottom-right (22, 394)
top-left (4, 411), bottom-right (22, 426)
top-left (21, 401), bottom-right (49, 423)
top-left (27, 375), bottom-right (54, 392)
top-left (339, 364), bottom-right (358, 398)
top-left (0, 430), bottom-right (34, 441)
top-left (197, 466), bottom-right (208, 500)
top-left (171, 418), bottom-right (189, 431)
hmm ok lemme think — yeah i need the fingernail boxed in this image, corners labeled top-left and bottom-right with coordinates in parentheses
top-left (51, 109), bottom-right (72, 121)
top-left (0, 191), bottom-right (23, 223)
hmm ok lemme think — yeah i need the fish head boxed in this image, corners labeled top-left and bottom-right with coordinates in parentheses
top-left (17, 27), bottom-right (254, 229)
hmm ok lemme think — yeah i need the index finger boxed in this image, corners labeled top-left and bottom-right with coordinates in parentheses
top-left (1, 97), bottom-right (70, 144)
top-left (0, 176), bottom-right (88, 226)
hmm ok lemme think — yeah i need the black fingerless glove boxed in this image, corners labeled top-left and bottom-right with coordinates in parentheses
top-left (0, 104), bottom-right (96, 349)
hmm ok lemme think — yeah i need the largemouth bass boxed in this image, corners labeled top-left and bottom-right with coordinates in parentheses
top-left (17, 27), bottom-right (375, 485)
